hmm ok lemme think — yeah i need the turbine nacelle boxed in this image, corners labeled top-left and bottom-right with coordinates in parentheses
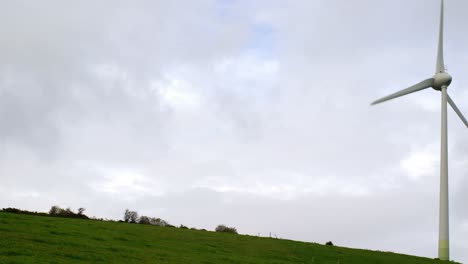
top-left (432, 72), bottom-right (452, 90)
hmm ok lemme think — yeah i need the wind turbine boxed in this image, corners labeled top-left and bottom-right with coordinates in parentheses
top-left (371, 0), bottom-right (467, 261)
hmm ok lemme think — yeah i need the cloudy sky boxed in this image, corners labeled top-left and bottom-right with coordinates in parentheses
top-left (1, 0), bottom-right (467, 262)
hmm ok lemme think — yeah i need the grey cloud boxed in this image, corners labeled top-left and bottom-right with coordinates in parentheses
top-left (1, 0), bottom-right (467, 263)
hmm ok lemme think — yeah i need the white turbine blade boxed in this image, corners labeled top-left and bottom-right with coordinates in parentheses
top-left (436, 0), bottom-right (445, 73)
top-left (447, 94), bottom-right (468, 128)
top-left (371, 78), bottom-right (434, 105)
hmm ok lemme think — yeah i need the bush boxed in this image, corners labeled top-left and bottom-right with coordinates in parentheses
top-left (1, 208), bottom-right (48, 217)
top-left (215, 225), bottom-right (238, 234)
top-left (138, 216), bottom-right (151, 225)
top-left (179, 225), bottom-right (188, 229)
top-left (325, 241), bottom-right (334, 246)
top-left (149, 217), bottom-right (168, 227)
top-left (2, 208), bottom-right (22, 214)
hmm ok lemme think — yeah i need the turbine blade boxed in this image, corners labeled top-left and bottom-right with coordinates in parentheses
top-left (447, 94), bottom-right (468, 128)
top-left (436, 0), bottom-right (445, 73)
top-left (371, 78), bottom-right (434, 105)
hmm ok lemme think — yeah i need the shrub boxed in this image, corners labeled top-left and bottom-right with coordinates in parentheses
top-left (138, 216), bottom-right (151, 225)
top-left (179, 225), bottom-right (188, 229)
top-left (149, 217), bottom-right (168, 227)
top-left (1, 208), bottom-right (48, 217)
top-left (215, 225), bottom-right (238, 234)
top-left (325, 241), bottom-right (334, 246)
top-left (2, 208), bottom-right (21, 214)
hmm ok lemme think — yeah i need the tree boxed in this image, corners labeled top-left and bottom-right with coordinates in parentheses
top-left (138, 216), bottom-right (151, 225)
top-left (77, 208), bottom-right (85, 215)
top-left (64, 207), bottom-right (74, 216)
top-left (124, 209), bottom-right (138, 223)
top-left (124, 209), bottom-right (130, 222)
top-left (49, 205), bottom-right (63, 215)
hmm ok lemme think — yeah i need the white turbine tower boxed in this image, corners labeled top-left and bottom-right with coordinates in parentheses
top-left (371, 0), bottom-right (467, 261)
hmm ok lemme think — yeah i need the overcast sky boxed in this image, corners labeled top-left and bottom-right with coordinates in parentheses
top-left (1, 0), bottom-right (467, 262)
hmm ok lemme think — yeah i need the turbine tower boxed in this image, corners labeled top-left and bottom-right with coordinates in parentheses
top-left (371, 0), bottom-right (467, 261)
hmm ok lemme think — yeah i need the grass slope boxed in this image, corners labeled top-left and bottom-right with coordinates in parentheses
top-left (0, 212), bottom-right (453, 264)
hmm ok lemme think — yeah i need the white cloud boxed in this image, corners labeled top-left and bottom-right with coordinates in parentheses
top-left (90, 168), bottom-right (157, 198)
top-left (400, 146), bottom-right (438, 180)
top-left (156, 78), bottom-right (202, 110)
top-left (11, 191), bottom-right (41, 199)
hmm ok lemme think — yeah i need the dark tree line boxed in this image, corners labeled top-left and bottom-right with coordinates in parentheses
top-left (1, 206), bottom-right (88, 219)
top-left (1, 207), bottom-right (49, 217)
top-left (49, 206), bottom-right (88, 219)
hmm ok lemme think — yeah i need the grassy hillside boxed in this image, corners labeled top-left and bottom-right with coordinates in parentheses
top-left (0, 212), bottom-right (455, 264)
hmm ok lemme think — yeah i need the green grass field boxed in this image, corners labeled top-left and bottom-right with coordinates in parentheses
top-left (0, 212), bottom-right (456, 263)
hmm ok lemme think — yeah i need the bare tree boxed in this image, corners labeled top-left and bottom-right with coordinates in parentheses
top-left (124, 209), bottom-right (139, 223)
top-left (77, 208), bottom-right (85, 215)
